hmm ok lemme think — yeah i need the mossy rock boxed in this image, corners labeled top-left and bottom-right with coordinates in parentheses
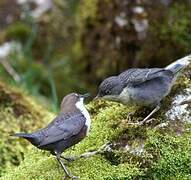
top-left (1, 72), bottom-right (191, 179)
top-left (0, 81), bottom-right (54, 176)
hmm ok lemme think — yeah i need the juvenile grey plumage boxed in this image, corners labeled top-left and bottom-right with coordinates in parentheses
top-left (14, 93), bottom-right (91, 179)
top-left (95, 55), bottom-right (191, 125)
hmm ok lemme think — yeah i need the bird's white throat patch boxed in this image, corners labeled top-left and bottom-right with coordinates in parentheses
top-left (118, 87), bottom-right (131, 105)
top-left (75, 98), bottom-right (91, 134)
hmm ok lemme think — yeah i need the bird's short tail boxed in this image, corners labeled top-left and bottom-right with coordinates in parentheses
top-left (165, 55), bottom-right (191, 74)
top-left (13, 133), bottom-right (39, 146)
top-left (14, 132), bottom-right (33, 139)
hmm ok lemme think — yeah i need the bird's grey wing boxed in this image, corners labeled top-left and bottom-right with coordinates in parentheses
top-left (38, 113), bottom-right (86, 147)
top-left (45, 113), bottom-right (72, 128)
top-left (119, 68), bottom-right (173, 86)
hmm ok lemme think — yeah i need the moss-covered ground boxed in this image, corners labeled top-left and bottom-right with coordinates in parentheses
top-left (0, 81), bottom-right (54, 176)
top-left (0, 72), bottom-right (191, 179)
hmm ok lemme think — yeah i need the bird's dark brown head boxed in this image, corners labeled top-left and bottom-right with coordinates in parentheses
top-left (60, 93), bottom-right (90, 113)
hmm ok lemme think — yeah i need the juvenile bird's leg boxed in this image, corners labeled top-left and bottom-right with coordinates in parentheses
top-left (56, 153), bottom-right (79, 179)
top-left (139, 105), bottom-right (160, 125)
top-left (128, 105), bottom-right (160, 126)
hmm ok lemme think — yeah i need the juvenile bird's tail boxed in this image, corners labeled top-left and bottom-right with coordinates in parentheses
top-left (165, 55), bottom-right (191, 74)
top-left (13, 133), bottom-right (39, 146)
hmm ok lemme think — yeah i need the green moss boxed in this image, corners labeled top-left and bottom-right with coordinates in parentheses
top-left (5, 22), bottom-right (31, 42)
top-left (0, 81), bottom-right (54, 176)
top-left (2, 103), bottom-right (191, 179)
top-left (143, 128), bottom-right (191, 179)
top-left (3, 150), bottom-right (143, 180)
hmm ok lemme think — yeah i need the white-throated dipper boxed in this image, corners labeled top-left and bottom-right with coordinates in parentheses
top-left (14, 93), bottom-right (91, 179)
top-left (95, 55), bottom-right (191, 125)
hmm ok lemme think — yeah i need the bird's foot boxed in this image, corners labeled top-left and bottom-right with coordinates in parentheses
top-left (62, 174), bottom-right (79, 180)
top-left (126, 112), bottom-right (135, 122)
top-left (145, 118), bottom-right (156, 124)
top-left (127, 121), bottom-right (143, 126)
top-left (127, 117), bottom-right (157, 126)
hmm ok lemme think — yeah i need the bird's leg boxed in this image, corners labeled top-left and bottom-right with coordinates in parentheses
top-left (128, 105), bottom-right (160, 126)
top-left (138, 105), bottom-right (160, 125)
top-left (79, 150), bottom-right (99, 158)
top-left (56, 154), bottom-right (79, 179)
top-left (60, 143), bottom-right (110, 163)
top-left (78, 143), bottom-right (111, 159)
top-left (60, 143), bottom-right (110, 165)
top-left (61, 152), bottom-right (98, 162)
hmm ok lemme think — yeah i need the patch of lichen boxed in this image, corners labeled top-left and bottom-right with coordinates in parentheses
top-left (0, 80), bottom-right (54, 176)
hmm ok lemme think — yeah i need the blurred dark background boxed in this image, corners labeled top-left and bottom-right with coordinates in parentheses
top-left (0, 0), bottom-right (191, 111)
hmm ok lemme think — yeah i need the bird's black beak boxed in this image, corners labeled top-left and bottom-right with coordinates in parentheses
top-left (93, 94), bottom-right (100, 101)
top-left (79, 93), bottom-right (91, 98)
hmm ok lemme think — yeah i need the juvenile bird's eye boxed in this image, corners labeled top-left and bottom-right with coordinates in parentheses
top-left (105, 90), bottom-right (110, 95)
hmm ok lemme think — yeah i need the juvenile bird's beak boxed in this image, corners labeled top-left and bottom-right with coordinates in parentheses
top-left (93, 94), bottom-right (100, 101)
top-left (79, 93), bottom-right (91, 98)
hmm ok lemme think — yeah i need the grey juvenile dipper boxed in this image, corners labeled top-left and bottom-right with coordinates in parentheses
top-left (14, 93), bottom-right (91, 179)
top-left (95, 55), bottom-right (191, 125)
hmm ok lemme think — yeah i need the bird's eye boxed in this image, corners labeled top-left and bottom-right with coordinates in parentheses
top-left (105, 90), bottom-right (110, 95)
